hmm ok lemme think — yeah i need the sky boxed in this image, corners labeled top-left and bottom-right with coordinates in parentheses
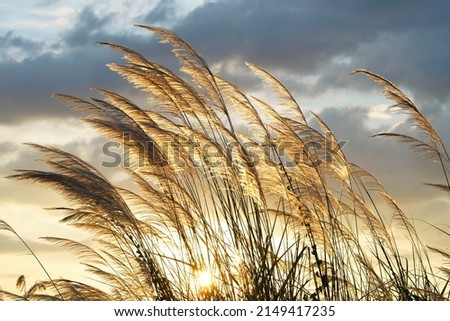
top-left (1, 0), bottom-right (450, 293)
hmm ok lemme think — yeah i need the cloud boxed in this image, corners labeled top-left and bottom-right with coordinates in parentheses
top-left (63, 6), bottom-right (114, 47)
top-left (2, 0), bottom-right (449, 125)
top-left (1, 1), bottom-right (448, 206)
top-left (0, 26), bottom-right (136, 125)
top-left (0, 32), bottom-right (45, 62)
top-left (0, 50), bottom-right (112, 124)
top-left (1, 0), bottom-right (448, 204)
top-left (143, 0), bottom-right (177, 26)
top-left (317, 104), bottom-right (449, 205)
top-left (0, 234), bottom-right (56, 254)
top-left (0, 119), bottom-right (113, 204)
top-left (0, 4), bottom-right (172, 125)
top-left (163, 0), bottom-right (450, 105)
top-left (1, 3), bottom-right (449, 197)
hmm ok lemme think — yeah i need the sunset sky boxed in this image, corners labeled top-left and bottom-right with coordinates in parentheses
top-left (1, 0), bottom-right (450, 293)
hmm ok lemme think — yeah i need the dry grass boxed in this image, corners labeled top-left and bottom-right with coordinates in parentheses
top-left (1, 25), bottom-right (449, 301)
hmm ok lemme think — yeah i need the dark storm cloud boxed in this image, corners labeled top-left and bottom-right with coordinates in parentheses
top-left (0, 6), bottom-right (146, 125)
top-left (1, 0), bottom-right (450, 124)
top-left (168, 0), bottom-right (450, 104)
top-left (0, 47), bottom-right (121, 124)
top-left (177, 0), bottom-right (366, 67)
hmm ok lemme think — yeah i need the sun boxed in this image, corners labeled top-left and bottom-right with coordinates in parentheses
top-left (197, 270), bottom-right (212, 287)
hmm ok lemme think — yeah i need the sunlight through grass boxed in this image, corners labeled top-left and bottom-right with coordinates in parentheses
top-left (197, 270), bottom-right (212, 288)
top-left (0, 25), bottom-right (449, 301)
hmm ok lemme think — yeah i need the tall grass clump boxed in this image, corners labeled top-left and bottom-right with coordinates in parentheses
top-left (1, 25), bottom-right (449, 301)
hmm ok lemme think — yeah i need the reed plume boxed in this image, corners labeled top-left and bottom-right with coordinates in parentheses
top-left (1, 25), bottom-right (448, 301)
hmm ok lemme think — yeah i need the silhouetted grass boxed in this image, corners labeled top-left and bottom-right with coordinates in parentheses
top-left (1, 25), bottom-right (449, 301)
